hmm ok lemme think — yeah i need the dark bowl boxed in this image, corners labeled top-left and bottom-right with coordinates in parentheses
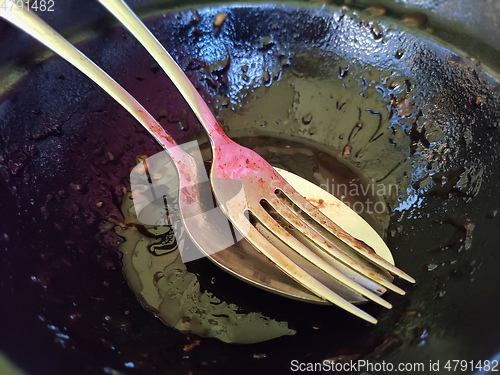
top-left (1, 1), bottom-right (499, 374)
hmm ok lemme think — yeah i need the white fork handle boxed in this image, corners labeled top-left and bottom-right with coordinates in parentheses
top-left (97, 0), bottom-right (224, 142)
top-left (0, 1), bottom-right (183, 157)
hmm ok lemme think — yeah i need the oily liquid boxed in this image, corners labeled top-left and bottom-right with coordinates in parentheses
top-left (116, 191), bottom-right (295, 345)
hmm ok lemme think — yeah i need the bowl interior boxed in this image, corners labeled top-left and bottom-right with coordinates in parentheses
top-left (1, 3), bottom-right (500, 374)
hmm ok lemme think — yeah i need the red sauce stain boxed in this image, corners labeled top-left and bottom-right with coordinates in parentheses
top-left (183, 340), bottom-right (202, 351)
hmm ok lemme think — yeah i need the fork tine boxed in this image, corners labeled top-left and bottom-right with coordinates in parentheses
top-left (281, 185), bottom-right (416, 283)
top-left (266, 194), bottom-right (407, 295)
top-left (229, 211), bottom-right (380, 324)
top-left (251, 205), bottom-right (393, 309)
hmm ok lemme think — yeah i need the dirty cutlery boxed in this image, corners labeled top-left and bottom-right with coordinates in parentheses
top-left (99, 0), bottom-right (415, 323)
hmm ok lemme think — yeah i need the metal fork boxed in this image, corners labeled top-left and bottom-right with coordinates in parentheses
top-left (99, 0), bottom-right (415, 323)
top-left (0, 3), bottom-right (392, 325)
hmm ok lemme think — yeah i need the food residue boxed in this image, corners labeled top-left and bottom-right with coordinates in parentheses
top-left (214, 13), bottom-right (226, 28)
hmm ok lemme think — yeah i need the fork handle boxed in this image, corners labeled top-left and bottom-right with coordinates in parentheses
top-left (0, 1), bottom-right (183, 156)
top-left (98, 0), bottom-right (227, 143)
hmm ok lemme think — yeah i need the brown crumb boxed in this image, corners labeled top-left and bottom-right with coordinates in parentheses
top-left (365, 4), bottom-right (386, 15)
top-left (343, 145), bottom-right (352, 155)
top-left (214, 13), bottom-right (226, 27)
top-left (96, 201), bottom-right (104, 207)
top-left (402, 12), bottom-right (427, 27)
top-left (396, 94), bottom-right (414, 117)
top-left (107, 152), bottom-right (115, 161)
top-left (137, 154), bottom-right (149, 174)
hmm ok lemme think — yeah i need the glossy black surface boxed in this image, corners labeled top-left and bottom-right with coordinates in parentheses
top-left (0, 2), bottom-right (499, 374)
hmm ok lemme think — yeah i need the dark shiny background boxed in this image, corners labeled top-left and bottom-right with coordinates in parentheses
top-left (0, 1), bottom-right (499, 374)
